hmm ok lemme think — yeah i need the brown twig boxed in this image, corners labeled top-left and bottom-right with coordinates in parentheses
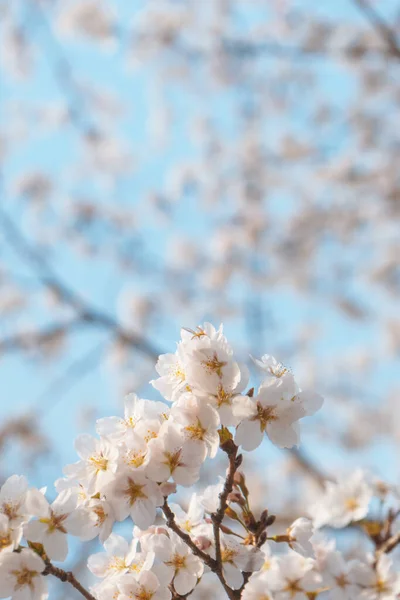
top-left (43, 562), bottom-right (96, 600)
top-left (162, 441), bottom-right (244, 600)
top-left (353, 0), bottom-right (400, 59)
top-left (377, 532), bottom-right (400, 557)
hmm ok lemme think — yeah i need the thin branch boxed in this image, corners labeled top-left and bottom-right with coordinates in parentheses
top-left (35, 341), bottom-right (106, 416)
top-left (289, 447), bottom-right (328, 489)
top-left (43, 561), bottom-right (96, 600)
top-left (377, 532), bottom-right (400, 557)
top-left (353, 0), bottom-right (400, 59)
top-left (0, 207), bottom-right (162, 361)
top-left (0, 321), bottom-right (81, 354)
top-left (212, 443), bottom-right (240, 569)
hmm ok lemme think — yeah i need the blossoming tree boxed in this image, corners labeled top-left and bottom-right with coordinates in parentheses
top-left (0, 324), bottom-right (399, 600)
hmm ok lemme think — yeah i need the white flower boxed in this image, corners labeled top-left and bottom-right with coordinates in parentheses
top-left (72, 497), bottom-right (115, 543)
top-left (88, 532), bottom-right (154, 579)
top-left (96, 393), bottom-right (168, 443)
top-left (171, 393), bottom-right (220, 458)
top-left (150, 532), bottom-right (204, 595)
top-left (24, 489), bottom-right (81, 561)
top-left (167, 493), bottom-right (204, 535)
top-left (251, 355), bottom-right (293, 384)
top-left (311, 470), bottom-right (373, 529)
top-left (217, 536), bottom-right (264, 590)
top-left (320, 551), bottom-right (361, 600)
top-left (151, 343), bottom-right (190, 402)
top-left (0, 514), bottom-right (21, 553)
top-left (268, 553), bottom-right (321, 600)
top-left (0, 548), bottom-right (47, 600)
top-left (146, 423), bottom-right (204, 486)
top-left (118, 570), bottom-right (171, 600)
top-left (106, 471), bottom-right (163, 530)
top-left (287, 518), bottom-right (314, 557)
top-left (351, 554), bottom-right (400, 600)
top-left (119, 435), bottom-right (150, 473)
top-left (0, 475), bottom-right (29, 527)
top-left (186, 344), bottom-right (241, 398)
top-left (64, 434), bottom-right (119, 494)
top-left (235, 376), bottom-right (323, 451)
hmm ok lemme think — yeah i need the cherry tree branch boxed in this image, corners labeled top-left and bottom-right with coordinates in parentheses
top-left (43, 561), bottom-right (96, 600)
top-left (211, 441), bottom-right (241, 573)
top-left (0, 207), bottom-right (161, 361)
top-left (379, 532), bottom-right (400, 556)
top-left (353, 0), bottom-right (400, 59)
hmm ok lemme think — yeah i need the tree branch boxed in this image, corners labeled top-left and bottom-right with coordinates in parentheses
top-left (0, 207), bottom-right (161, 361)
top-left (43, 561), bottom-right (96, 600)
top-left (353, 0), bottom-right (400, 59)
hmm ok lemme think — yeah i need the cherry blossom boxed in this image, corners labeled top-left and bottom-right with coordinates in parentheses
top-left (0, 548), bottom-right (47, 600)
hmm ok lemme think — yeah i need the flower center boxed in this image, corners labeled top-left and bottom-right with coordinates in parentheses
top-left (165, 450), bottom-right (183, 473)
top-left (135, 588), bottom-right (154, 600)
top-left (283, 579), bottom-right (302, 596)
top-left (221, 547), bottom-right (237, 564)
top-left (126, 450), bottom-right (146, 468)
top-left (375, 578), bottom-right (389, 593)
top-left (124, 416), bottom-right (137, 429)
top-left (167, 553), bottom-right (186, 572)
top-left (268, 363), bottom-right (288, 378)
top-left (122, 478), bottom-right (147, 505)
top-left (345, 497), bottom-right (359, 511)
top-left (251, 402), bottom-right (278, 432)
top-left (39, 510), bottom-right (68, 533)
top-left (335, 573), bottom-right (349, 588)
top-left (0, 531), bottom-right (12, 550)
top-left (89, 454), bottom-right (109, 472)
top-left (185, 419), bottom-right (206, 441)
top-left (202, 352), bottom-right (227, 377)
top-left (173, 365), bottom-right (186, 382)
top-left (92, 505), bottom-right (107, 526)
top-left (11, 567), bottom-right (38, 590)
top-left (215, 384), bottom-right (232, 407)
top-left (2, 502), bottom-right (19, 520)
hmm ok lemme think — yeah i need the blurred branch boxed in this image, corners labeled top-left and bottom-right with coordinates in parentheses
top-left (0, 207), bottom-right (162, 361)
top-left (289, 447), bottom-right (328, 488)
top-left (353, 0), bottom-right (400, 59)
top-left (35, 341), bottom-right (106, 416)
top-left (177, 37), bottom-right (396, 62)
top-left (0, 321), bottom-right (81, 354)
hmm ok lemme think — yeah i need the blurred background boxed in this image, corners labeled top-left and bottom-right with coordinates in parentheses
top-left (0, 0), bottom-right (399, 596)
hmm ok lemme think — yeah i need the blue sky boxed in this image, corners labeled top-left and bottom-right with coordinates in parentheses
top-left (1, 0), bottom-right (399, 499)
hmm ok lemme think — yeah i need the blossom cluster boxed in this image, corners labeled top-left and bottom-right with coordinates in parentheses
top-left (0, 324), bottom-right (399, 600)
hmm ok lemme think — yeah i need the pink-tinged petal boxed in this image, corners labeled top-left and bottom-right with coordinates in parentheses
top-left (25, 489), bottom-right (50, 517)
top-left (297, 390), bottom-right (324, 415)
top-left (42, 529), bottom-right (68, 561)
top-left (74, 434), bottom-right (96, 460)
top-left (266, 421), bottom-right (300, 448)
top-left (0, 475), bottom-right (28, 501)
top-left (24, 520), bottom-right (45, 544)
top-left (87, 552), bottom-right (110, 577)
top-left (96, 416), bottom-right (123, 437)
top-left (104, 533), bottom-right (129, 557)
top-left (235, 420), bottom-right (263, 451)
top-left (223, 562), bottom-right (243, 589)
top-left (131, 498), bottom-right (156, 530)
top-left (173, 466), bottom-right (200, 487)
top-left (173, 570), bottom-right (197, 595)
